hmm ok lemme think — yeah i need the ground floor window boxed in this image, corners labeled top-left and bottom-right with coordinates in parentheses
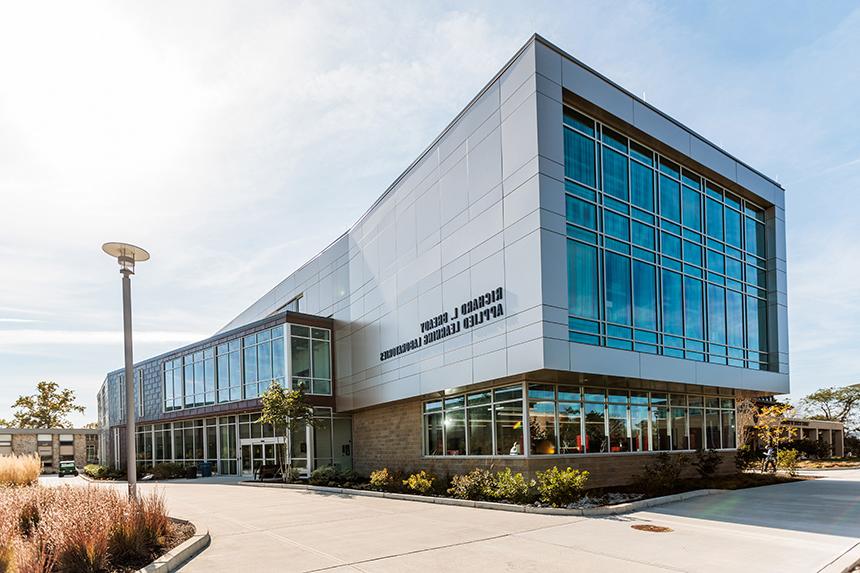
top-left (133, 410), bottom-right (350, 475)
top-left (423, 382), bottom-right (737, 457)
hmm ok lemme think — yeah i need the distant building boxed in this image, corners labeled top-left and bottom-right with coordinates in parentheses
top-left (98, 34), bottom-right (788, 487)
top-left (780, 418), bottom-right (845, 457)
top-left (0, 428), bottom-right (100, 472)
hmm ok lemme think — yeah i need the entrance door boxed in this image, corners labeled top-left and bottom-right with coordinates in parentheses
top-left (240, 439), bottom-right (285, 477)
top-left (241, 444), bottom-right (252, 476)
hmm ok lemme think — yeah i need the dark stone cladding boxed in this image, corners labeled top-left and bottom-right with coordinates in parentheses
top-left (103, 310), bottom-right (336, 429)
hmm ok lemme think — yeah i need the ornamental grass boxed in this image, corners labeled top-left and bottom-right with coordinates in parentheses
top-left (0, 454), bottom-right (41, 487)
top-left (0, 485), bottom-right (176, 573)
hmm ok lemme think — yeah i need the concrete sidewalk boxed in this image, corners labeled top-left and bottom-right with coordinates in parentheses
top-left (62, 470), bottom-right (860, 572)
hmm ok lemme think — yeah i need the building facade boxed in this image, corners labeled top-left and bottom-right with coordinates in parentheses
top-left (0, 428), bottom-right (100, 472)
top-left (98, 34), bottom-right (788, 486)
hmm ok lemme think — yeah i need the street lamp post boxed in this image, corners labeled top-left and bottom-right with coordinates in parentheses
top-left (102, 242), bottom-right (150, 500)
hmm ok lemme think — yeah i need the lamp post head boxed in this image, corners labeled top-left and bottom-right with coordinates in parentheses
top-left (102, 242), bottom-right (150, 275)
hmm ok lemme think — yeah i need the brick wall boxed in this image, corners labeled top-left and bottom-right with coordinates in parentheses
top-left (11, 434), bottom-right (36, 455)
top-left (353, 398), bottom-right (736, 489)
top-left (74, 435), bottom-right (89, 467)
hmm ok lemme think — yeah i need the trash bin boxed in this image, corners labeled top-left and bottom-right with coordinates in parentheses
top-left (185, 465), bottom-right (197, 479)
top-left (200, 462), bottom-right (212, 478)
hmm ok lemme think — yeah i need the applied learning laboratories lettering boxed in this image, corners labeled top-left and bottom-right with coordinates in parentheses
top-left (379, 287), bottom-right (504, 361)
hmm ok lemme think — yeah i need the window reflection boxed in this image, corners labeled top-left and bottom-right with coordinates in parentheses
top-left (423, 385), bottom-right (736, 457)
top-left (564, 105), bottom-right (770, 371)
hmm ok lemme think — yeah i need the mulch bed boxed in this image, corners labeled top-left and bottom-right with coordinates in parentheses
top-left (585, 472), bottom-right (807, 501)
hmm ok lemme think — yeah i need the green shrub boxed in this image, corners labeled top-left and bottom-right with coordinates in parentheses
top-left (403, 470), bottom-right (436, 495)
top-left (535, 467), bottom-right (589, 507)
top-left (492, 468), bottom-right (535, 504)
top-left (369, 468), bottom-right (401, 492)
top-left (151, 462), bottom-right (186, 480)
top-left (83, 464), bottom-right (109, 479)
top-left (778, 448), bottom-right (800, 476)
top-left (735, 445), bottom-right (761, 472)
top-left (692, 449), bottom-right (722, 478)
top-left (448, 468), bottom-right (495, 501)
top-left (310, 465), bottom-right (341, 486)
top-left (284, 466), bottom-right (300, 483)
top-left (637, 452), bottom-right (687, 495)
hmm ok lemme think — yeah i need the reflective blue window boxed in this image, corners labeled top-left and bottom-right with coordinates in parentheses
top-left (725, 208), bottom-right (742, 248)
top-left (659, 175), bottom-right (681, 222)
top-left (566, 196), bottom-right (596, 229)
top-left (726, 257), bottom-right (743, 280)
top-left (633, 261), bottom-right (657, 330)
top-left (630, 141), bottom-right (653, 166)
top-left (707, 285), bottom-right (726, 344)
top-left (564, 127), bottom-right (595, 187)
top-left (604, 210), bottom-right (629, 241)
top-left (726, 290), bottom-right (744, 348)
top-left (605, 253), bottom-right (631, 325)
top-left (682, 186), bottom-right (701, 230)
top-left (707, 250), bottom-right (725, 274)
top-left (684, 278), bottom-right (704, 340)
top-left (683, 241), bottom-right (702, 266)
top-left (745, 217), bottom-right (766, 257)
top-left (662, 270), bottom-right (684, 336)
top-left (564, 108), bottom-right (595, 136)
top-left (630, 162), bottom-right (654, 211)
top-left (603, 147), bottom-right (628, 201)
top-left (632, 221), bottom-right (655, 250)
top-left (662, 232), bottom-right (681, 259)
top-left (563, 106), bottom-right (769, 370)
top-left (568, 240), bottom-right (600, 320)
top-left (706, 198), bottom-right (723, 241)
top-left (602, 127), bottom-right (627, 152)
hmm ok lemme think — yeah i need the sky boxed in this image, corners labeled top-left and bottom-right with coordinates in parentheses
top-left (1, 1), bottom-right (858, 426)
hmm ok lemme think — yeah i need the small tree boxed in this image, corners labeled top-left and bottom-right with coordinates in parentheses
top-left (735, 397), bottom-right (759, 446)
top-left (10, 381), bottom-right (85, 428)
top-left (257, 383), bottom-right (315, 482)
top-left (754, 403), bottom-right (797, 451)
top-left (801, 385), bottom-right (860, 433)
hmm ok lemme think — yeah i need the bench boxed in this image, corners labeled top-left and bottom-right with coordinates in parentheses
top-left (254, 464), bottom-right (282, 481)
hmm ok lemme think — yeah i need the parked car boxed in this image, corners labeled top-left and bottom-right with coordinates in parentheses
top-left (58, 460), bottom-right (79, 477)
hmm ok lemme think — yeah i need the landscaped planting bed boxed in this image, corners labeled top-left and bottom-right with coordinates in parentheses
top-left (0, 480), bottom-right (193, 572)
top-left (268, 454), bottom-right (806, 511)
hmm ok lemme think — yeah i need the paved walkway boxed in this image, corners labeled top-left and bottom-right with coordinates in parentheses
top-left (45, 470), bottom-right (860, 572)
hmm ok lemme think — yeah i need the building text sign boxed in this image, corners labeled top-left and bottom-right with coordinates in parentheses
top-left (379, 287), bottom-right (504, 361)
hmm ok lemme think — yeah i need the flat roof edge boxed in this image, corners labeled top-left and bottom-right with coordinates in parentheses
top-left (532, 34), bottom-right (784, 191)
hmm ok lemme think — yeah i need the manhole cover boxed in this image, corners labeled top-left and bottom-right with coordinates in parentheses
top-left (631, 524), bottom-right (673, 533)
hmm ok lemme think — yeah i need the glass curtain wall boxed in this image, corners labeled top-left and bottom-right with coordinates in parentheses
top-left (290, 326), bottom-right (332, 395)
top-left (163, 323), bottom-right (331, 413)
top-left (134, 411), bottom-right (347, 475)
top-left (422, 385), bottom-right (524, 457)
top-left (424, 383), bottom-right (737, 456)
top-left (563, 106), bottom-right (769, 370)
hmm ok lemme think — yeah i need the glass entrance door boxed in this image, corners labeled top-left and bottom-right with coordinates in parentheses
top-left (241, 444), bottom-right (252, 475)
top-left (240, 439), bottom-right (285, 477)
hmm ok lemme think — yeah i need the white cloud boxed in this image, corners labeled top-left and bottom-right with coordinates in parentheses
top-left (0, 1), bottom-right (858, 416)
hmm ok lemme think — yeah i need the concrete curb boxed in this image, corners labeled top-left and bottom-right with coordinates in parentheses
top-left (137, 519), bottom-right (210, 573)
top-left (238, 480), bottom-right (726, 516)
top-left (818, 541), bottom-right (860, 573)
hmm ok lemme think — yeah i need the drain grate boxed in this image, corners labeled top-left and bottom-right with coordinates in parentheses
top-left (631, 524), bottom-right (673, 533)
